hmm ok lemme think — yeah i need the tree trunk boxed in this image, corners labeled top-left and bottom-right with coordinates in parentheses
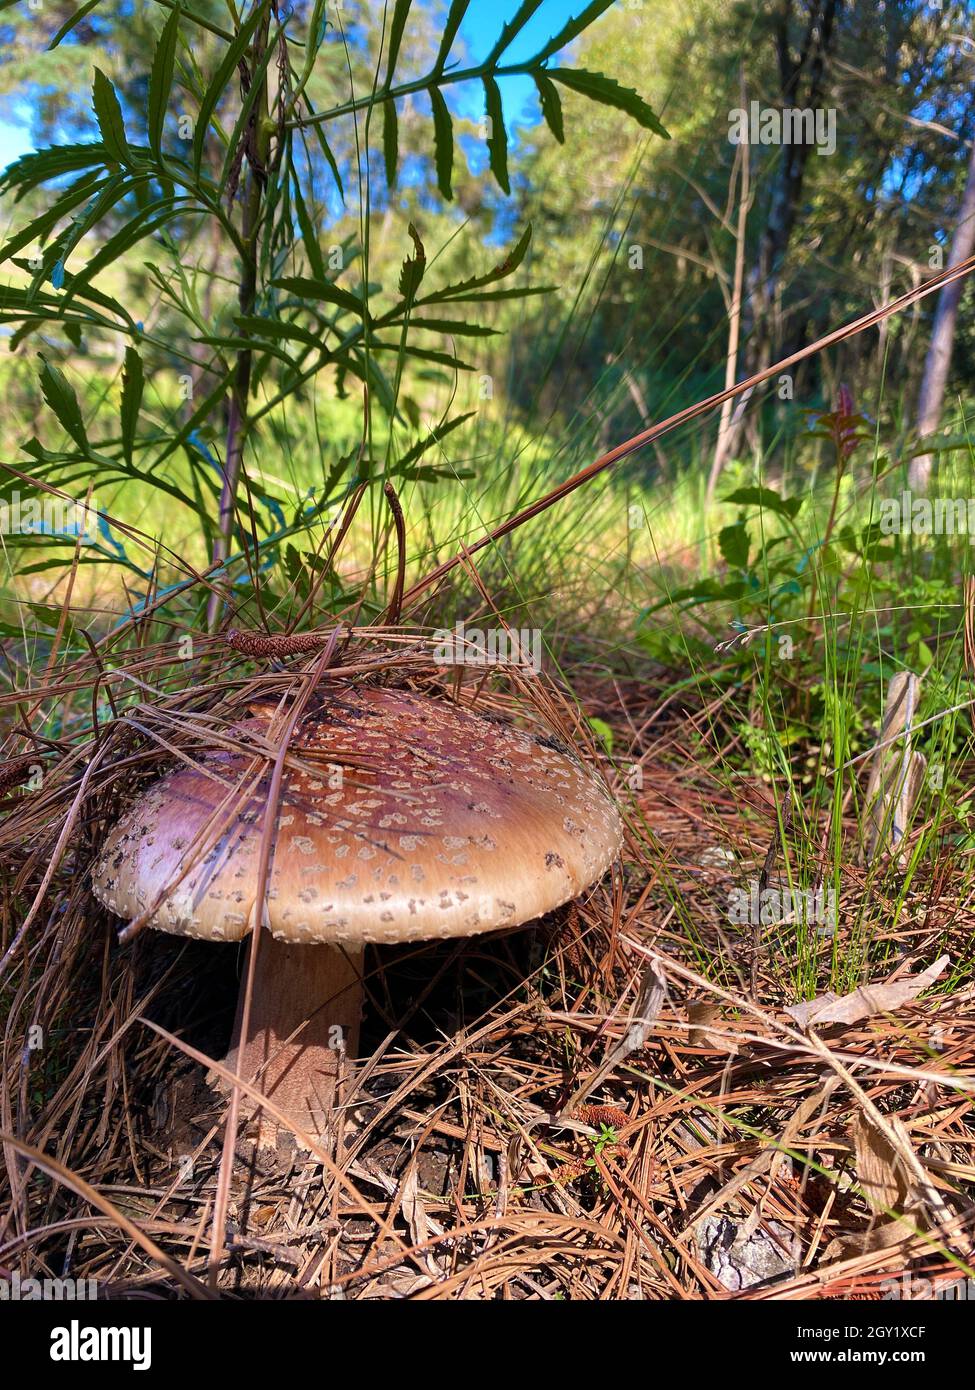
top-left (724, 0), bottom-right (840, 460)
top-left (707, 118), bottom-right (751, 505)
top-left (909, 135), bottom-right (975, 491)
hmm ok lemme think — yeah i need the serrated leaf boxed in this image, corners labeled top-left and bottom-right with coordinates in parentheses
top-left (424, 285), bottom-right (554, 305)
top-left (434, 0), bottom-right (470, 72)
top-left (235, 314), bottom-right (322, 351)
top-left (39, 358), bottom-right (88, 452)
top-left (0, 169), bottom-right (106, 266)
top-left (368, 342), bottom-right (475, 372)
top-left (35, 173), bottom-right (131, 296)
top-left (533, 72), bottom-right (564, 143)
top-left (289, 162), bottom-right (326, 280)
top-left (385, 0), bottom-right (413, 87)
top-left (92, 68), bottom-right (130, 163)
top-left (306, 122), bottom-right (345, 202)
top-left (272, 274), bottom-right (365, 317)
top-left (148, 6), bottom-right (180, 156)
top-left (199, 334), bottom-right (297, 370)
top-left (20, 262), bottom-right (136, 327)
top-left (0, 144), bottom-right (111, 200)
top-left (487, 0), bottom-right (544, 63)
top-left (547, 68), bottom-right (668, 138)
top-left (392, 410), bottom-right (476, 476)
top-left (193, 3), bottom-right (265, 177)
top-left (420, 224), bottom-right (533, 304)
top-left (408, 317), bottom-right (500, 337)
top-left (2, 269), bottom-right (135, 329)
top-left (398, 222), bottom-right (426, 302)
top-left (49, 0), bottom-right (105, 49)
top-left (533, 0), bottom-right (615, 62)
top-left (430, 86), bottom-right (453, 199)
top-left (482, 76), bottom-right (509, 194)
top-left (63, 197), bottom-right (183, 307)
top-left (383, 97), bottom-right (399, 188)
top-left (120, 346), bottom-right (143, 465)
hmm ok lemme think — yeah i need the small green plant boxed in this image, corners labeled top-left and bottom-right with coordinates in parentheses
top-left (587, 1122), bottom-right (620, 1162)
top-left (0, 0), bottom-right (666, 630)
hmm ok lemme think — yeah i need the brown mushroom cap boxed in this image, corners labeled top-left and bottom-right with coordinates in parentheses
top-left (92, 685), bottom-right (622, 945)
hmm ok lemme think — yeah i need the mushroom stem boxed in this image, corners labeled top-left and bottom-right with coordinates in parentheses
top-left (223, 932), bottom-right (364, 1149)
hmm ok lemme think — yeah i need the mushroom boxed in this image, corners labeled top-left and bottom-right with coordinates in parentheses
top-left (92, 685), bottom-right (621, 1147)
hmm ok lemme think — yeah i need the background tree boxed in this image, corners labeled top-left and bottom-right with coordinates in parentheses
top-left (910, 109), bottom-right (975, 489)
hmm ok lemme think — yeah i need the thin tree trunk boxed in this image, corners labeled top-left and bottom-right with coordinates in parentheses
top-left (909, 134), bottom-right (975, 491)
top-left (707, 124), bottom-right (751, 505)
top-left (757, 0), bottom-right (839, 321)
top-left (724, 0), bottom-right (840, 460)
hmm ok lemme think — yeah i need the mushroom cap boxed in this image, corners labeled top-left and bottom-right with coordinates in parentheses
top-left (91, 685), bottom-right (622, 945)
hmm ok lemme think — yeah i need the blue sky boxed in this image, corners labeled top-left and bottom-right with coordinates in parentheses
top-left (457, 0), bottom-right (580, 121)
top-left (0, 0), bottom-right (585, 162)
top-left (0, 98), bottom-right (32, 166)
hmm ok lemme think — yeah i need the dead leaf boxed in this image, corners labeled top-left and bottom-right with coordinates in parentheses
top-left (400, 1165), bottom-right (444, 1279)
top-left (401, 1167), bottom-right (429, 1248)
top-left (688, 1000), bottom-right (720, 1047)
top-left (853, 1112), bottom-right (913, 1216)
top-left (626, 956), bottom-right (668, 1049)
top-left (784, 955), bottom-right (949, 1029)
top-left (823, 1220), bottom-right (912, 1263)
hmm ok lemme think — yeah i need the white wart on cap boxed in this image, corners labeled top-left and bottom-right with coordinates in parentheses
top-left (92, 685), bottom-right (622, 945)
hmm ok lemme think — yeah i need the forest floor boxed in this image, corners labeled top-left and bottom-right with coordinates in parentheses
top-left (3, 649), bottom-right (973, 1301)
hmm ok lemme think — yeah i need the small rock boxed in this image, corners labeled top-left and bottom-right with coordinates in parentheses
top-left (697, 1214), bottom-right (798, 1292)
